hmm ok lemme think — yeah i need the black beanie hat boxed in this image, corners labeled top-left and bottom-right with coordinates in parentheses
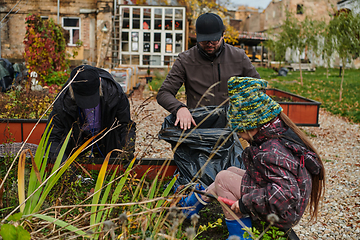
top-left (196, 13), bottom-right (224, 42)
top-left (70, 65), bottom-right (100, 109)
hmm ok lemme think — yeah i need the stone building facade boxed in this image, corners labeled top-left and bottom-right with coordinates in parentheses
top-left (262, 0), bottom-right (338, 31)
top-left (0, 0), bottom-right (114, 67)
top-left (234, 6), bottom-right (259, 24)
top-left (0, 0), bottom-right (344, 68)
top-left (243, 11), bottom-right (264, 33)
top-left (0, 0), bottom-right (187, 69)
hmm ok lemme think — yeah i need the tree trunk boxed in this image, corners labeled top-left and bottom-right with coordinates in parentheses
top-left (326, 67), bottom-right (329, 79)
top-left (299, 54), bottom-right (303, 85)
top-left (339, 58), bottom-right (345, 102)
top-left (261, 45), bottom-right (264, 67)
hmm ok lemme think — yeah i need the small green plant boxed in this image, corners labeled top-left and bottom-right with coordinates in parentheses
top-left (70, 39), bottom-right (83, 58)
top-left (147, 69), bottom-right (167, 92)
top-left (302, 129), bottom-right (317, 138)
top-left (243, 221), bottom-right (287, 240)
top-left (16, 119), bottom-right (96, 215)
top-left (195, 218), bottom-right (223, 238)
top-left (0, 213), bottom-right (30, 240)
top-left (44, 71), bottom-right (69, 86)
top-left (89, 155), bottom-right (137, 239)
top-left (147, 69), bottom-right (185, 98)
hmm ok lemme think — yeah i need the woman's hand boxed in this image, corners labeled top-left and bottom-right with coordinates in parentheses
top-left (231, 201), bottom-right (240, 214)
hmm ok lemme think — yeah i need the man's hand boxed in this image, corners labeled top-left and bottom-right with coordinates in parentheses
top-left (231, 200), bottom-right (240, 214)
top-left (174, 107), bottom-right (197, 130)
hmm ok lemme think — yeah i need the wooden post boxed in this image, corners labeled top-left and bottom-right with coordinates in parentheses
top-left (96, 32), bottom-right (104, 68)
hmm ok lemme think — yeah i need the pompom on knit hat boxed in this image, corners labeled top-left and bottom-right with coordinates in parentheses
top-left (227, 77), bottom-right (283, 132)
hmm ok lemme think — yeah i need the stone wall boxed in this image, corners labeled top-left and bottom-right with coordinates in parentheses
top-left (263, 0), bottom-right (285, 31)
top-left (263, 0), bottom-right (338, 31)
top-left (244, 12), bottom-right (264, 33)
top-left (234, 6), bottom-right (259, 21)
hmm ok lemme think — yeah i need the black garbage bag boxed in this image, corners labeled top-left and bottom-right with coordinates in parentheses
top-left (278, 67), bottom-right (289, 76)
top-left (13, 62), bottom-right (28, 85)
top-left (0, 58), bottom-right (14, 92)
top-left (159, 106), bottom-right (245, 188)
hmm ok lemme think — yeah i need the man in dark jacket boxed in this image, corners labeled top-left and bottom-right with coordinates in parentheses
top-left (47, 65), bottom-right (136, 163)
top-left (157, 13), bottom-right (260, 130)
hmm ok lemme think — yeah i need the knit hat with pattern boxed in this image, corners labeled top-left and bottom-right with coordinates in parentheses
top-left (227, 77), bottom-right (283, 132)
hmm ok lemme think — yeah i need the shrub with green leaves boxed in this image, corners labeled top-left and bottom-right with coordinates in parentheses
top-left (147, 69), bottom-right (185, 97)
top-left (23, 14), bottom-right (69, 84)
top-left (147, 70), bottom-right (168, 92)
top-left (0, 88), bottom-right (56, 119)
top-left (44, 71), bottom-right (69, 86)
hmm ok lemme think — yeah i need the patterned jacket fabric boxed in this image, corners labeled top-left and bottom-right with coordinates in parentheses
top-left (240, 116), bottom-right (322, 229)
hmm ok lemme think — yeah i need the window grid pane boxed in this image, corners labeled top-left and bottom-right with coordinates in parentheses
top-left (63, 17), bottom-right (80, 45)
top-left (165, 20), bottom-right (172, 30)
top-left (144, 8), bottom-right (151, 18)
top-left (154, 8), bottom-right (162, 30)
top-left (118, 6), bottom-right (185, 67)
top-left (122, 8), bottom-right (130, 29)
top-left (165, 9), bottom-right (172, 19)
top-left (64, 18), bottom-right (79, 27)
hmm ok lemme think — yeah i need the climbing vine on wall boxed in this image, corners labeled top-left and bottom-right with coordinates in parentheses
top-left (23, 14), bottom-right (69, 84)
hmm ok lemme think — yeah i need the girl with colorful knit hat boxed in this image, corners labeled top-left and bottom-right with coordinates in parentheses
top-left (182, 77), bottom-right (325, 239)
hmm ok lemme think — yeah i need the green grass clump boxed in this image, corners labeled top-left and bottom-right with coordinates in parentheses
top-left (147, 70), bottom-right (167, 92)
top-left (257, 67), bottom-right (360, 123)
top-left (147, 69), bottom-right (185, 97)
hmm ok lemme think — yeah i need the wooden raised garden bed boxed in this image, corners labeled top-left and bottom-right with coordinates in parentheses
top-left (266, 88), bottom-right (321, 127)
top-left (0, 119), bottom-right (47, 145)
top-left (0, 119), bottom-right (176, 179)
top-left (0, 88), bottom-right (319, 178)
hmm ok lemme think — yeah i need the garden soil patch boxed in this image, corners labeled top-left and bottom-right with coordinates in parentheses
top-left (181, 202), bottom-right (228, 239)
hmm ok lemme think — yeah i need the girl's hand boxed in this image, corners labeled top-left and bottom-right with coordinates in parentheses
top-left (231, 201), bottom-right (240, 213)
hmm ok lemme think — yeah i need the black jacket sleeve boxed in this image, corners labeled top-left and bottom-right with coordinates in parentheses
top-left (114, 87), bottom-right (136, 155)
top-left (46, 100), bottom-right (71, 163)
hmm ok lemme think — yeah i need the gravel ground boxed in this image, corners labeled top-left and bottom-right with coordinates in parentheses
top-left (129, 90), bottom-right (173, 160)
top-left (294, 109), bottom-right (360, 239)
top-left (129, 87), bottom-right (360, 239)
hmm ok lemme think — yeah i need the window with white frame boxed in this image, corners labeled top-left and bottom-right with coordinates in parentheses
top-left (119, 5), bottom-right (186, 68)
top-left (63, 17), bottom-right (80, 46)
